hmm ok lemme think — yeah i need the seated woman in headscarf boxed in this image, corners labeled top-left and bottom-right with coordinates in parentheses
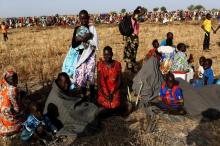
top-left (97, 46), bottom-right (122, 111)
top-left (170, 43), bottom-right (190, 72)
top-left (170, 43), bottom-right (194, 82)
top-left (43, 72), bottom-right (99, 135)
top-left (0, 69), bottom-right (21, 136)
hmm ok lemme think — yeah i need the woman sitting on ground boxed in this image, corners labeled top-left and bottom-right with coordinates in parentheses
top-left (97, 46), bottom-right (122, 110)
top-left (0, 69), bottom-right (21, 136)
top-left (43, 72), bottom-right (99, 135)
top-left (170, 43), bottom-right (190, 72)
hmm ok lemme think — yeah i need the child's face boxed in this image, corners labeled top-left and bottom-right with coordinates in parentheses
top-left (153, 42), bottom-right (159, 49)
top-left (199, 59), bottom-right (205, 66)
top-left (166, 76), bottom-right (174, 89)
top-left (203, 60), bottom-right (211, 70)
top-left (207, 15), bottom-right (212, 20)
top-left (33, 110), bottom-right (42, 119)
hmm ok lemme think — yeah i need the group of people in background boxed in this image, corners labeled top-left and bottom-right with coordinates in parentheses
top-left (1, 9), bottom-right (220, 29)
top-left (0, 6), bottom-right (220, 145)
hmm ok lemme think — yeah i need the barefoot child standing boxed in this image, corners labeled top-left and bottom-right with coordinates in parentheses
top-left (201, 13), bottom-right (215, 51)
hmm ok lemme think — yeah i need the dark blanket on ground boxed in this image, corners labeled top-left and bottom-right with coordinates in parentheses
top-left (132, 56), bottom-right (164, 107)
top-left (43, 82), bottom-right (98, 135)
top-left (177, 79), bottom-right (220, 116)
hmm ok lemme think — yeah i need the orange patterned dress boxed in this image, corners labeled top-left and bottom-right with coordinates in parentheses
top-left (0, 79), bottom-right (21, 136)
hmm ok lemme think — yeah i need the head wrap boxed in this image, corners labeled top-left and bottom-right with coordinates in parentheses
top-left (3, 69), bottom-right (17, 86)
top-left (4, 69), bottom-right (16, 80)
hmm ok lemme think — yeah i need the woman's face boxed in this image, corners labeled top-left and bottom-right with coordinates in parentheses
top-left (103, 50), bottom-right (113, 63)
top-left (58, 76), bottom-right (70, 92)
top-left (79, 13), bottom-right (89, 26)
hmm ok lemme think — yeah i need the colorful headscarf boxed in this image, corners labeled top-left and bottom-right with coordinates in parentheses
top-left (4, 69), bottom-right (16, 80)
top-left (3, 69), bottom-right (17, 86)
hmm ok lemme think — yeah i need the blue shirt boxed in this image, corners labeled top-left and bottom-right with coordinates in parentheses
top-left (21, 114), bottom-right (57, 141)
top-left (160, 39), bottom-right (167, 46)
top-left (203, 68), bottom-right (214, 85)
top-left (160, 39), bottom-right (174, 47)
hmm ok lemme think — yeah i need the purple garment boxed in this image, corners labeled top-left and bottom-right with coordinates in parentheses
top-left (75, 51), bottom-right (96, 87)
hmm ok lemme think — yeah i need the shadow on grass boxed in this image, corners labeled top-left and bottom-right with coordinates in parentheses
top-left (187, 108), bottom-right (220, 146)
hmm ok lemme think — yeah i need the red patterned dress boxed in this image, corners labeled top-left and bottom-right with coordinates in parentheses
top-left (97, 60), bottom-right (121, 109)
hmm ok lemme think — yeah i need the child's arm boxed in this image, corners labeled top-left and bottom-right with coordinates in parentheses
top-left (204, 76), bottom-right (208, 85)
top-left (215, 25), bottom-right (220, 33)
top-left (212, 26), bottom-right (215, 33)
top-left (175, 88), bottom-right (184, 106)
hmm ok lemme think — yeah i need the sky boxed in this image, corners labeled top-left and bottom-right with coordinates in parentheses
top-left (0, 0), bottom-right (220, 17)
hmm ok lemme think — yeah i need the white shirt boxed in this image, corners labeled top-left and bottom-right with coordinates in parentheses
top-left (89, 25), bottom-right (99, 50)
top-left (198, 65), bottom-right (204, 78)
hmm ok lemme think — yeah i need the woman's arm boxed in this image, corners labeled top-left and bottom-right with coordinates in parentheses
top-left (97, 71), bottom-right (109, 99)
top-left (9, 88), bottom-right (19, 113)
top-left (110, 72), bottom-right (121, 97)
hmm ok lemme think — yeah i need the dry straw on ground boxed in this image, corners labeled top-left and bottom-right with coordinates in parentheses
top-left (0, 22), bottom-right (220, 146)
top-left (0, 21), bottom-right (219, 88)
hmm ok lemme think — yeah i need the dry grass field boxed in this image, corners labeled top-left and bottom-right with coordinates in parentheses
top-left (0, 22), bottom-right (220, 146)
top-left (0, 21), bottom-right (220, 90)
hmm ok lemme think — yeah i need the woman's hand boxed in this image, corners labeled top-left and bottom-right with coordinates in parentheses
top-left (108, 93), bottom-right (113, 101)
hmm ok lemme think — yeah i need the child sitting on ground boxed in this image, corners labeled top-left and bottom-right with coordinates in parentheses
top-left (197, 56), bottom-right (206, 79)
top-left (156, 73), bottom-right (185, 114)
top-left (146, 39), bottom-right (161, 61)
top-left (187, 54), bottom-right (195, 82)
top-left (203, 58), bottom-right (214, 85)
top-left (20, 102), bottom-right (57, 141)
top-left (193, 58), bottom-right (214, 87)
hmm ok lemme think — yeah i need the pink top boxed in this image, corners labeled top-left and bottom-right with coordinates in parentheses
top-left (131, 17), bottom-right (139, 36)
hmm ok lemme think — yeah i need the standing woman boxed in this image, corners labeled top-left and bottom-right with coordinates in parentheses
top-left (0, 70), bottom-right (21, 136)
top-left (124, 7), bottom-right (145, 72)
top-left (62, 10), bottom-right (98, 101)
